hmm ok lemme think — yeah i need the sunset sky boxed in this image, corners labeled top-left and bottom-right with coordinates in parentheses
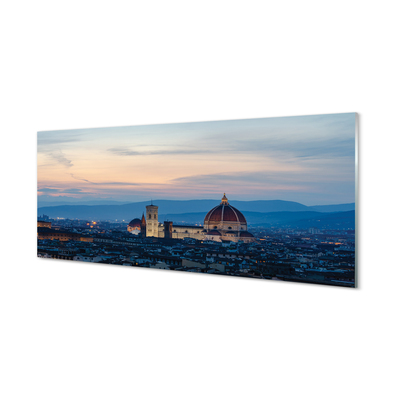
top-left (37, 113), bottom-right (356, 206)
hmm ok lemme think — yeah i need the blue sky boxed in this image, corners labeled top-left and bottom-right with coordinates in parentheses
top-left (37, 113), bottom-right (356, 205)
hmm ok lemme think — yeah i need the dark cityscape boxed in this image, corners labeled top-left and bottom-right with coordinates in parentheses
top-left (37, 208), bottom-right (355, 287)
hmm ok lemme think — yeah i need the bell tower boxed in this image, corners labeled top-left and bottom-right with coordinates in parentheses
top-left (146, 202), bottom-right (159, 237)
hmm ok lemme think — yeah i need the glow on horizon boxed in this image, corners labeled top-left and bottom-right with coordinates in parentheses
top-left (37, 113), bottom-right (356, 206)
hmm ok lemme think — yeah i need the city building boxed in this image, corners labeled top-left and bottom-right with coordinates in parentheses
top-left (127, 218), bottom-right (141, 234)
top-left (37, 220), bottom-right (52, 228)
top-left (37, 221), bottom-right (93, 242)
top-left (127, 194), bottom-right (255, 243)
top-left (37, 207), bottom-right (355, 287)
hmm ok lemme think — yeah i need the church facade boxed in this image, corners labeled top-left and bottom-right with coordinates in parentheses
top-left (127, 194), bottom-right (255, 243)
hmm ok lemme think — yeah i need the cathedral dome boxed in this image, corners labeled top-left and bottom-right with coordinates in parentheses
top-left (204, 194), bottom-right (247, 226)
top-left (127, 218), bottom-right (142, 233)
top-left (128, 218), bottom-right (141, 228)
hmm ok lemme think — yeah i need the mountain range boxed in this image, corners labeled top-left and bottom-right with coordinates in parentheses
top-left (159, 210), bottom-right (355, 230)
top-left (37, 199), bottom-right (355, 229)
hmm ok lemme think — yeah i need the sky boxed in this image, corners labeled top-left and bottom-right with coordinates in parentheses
top-left (37, 113), bottom-right (356, 206)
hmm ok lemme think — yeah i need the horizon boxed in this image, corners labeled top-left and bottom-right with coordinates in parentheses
top-left (37, 196), bottom-right (356, 208)
top-left (38, 113), bottom-right (356, 206)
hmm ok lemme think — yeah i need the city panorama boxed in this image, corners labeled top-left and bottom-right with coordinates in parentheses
top-left (37, 113), bottom-right (357, 287)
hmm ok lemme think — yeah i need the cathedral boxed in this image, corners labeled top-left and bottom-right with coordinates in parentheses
top-left (127, 194), bottom-right (255, 243)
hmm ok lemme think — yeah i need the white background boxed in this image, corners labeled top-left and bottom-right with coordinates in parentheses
top-left (1, 1), bottom-right (399, 399)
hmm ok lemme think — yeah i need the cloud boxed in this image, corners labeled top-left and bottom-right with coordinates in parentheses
top-left (107, 147), bottom-right (209, 156)
top-left (164, 170), bottom-right (355, 204)
top-left (38, 187), bottom-right (61, 193)
top-left (69, 173), bottom-right (138, 186)
top-left (47, 150), bottom-right (73, 168)
top-left (107, 148), bottom-right (140, 156)
top-left (170, 171), bottom-right (307, 187)
top-left (37, 132), bottom-right (81, 149)
top-left (69, 174), bottom-right (93, 183)
top-left (38, 187), bottom-right (84, 194)
top-left (37, 132), bottom-right (79, 168)
top-left (62, 188), bottom-right (84, 193)
top-left (219, 134), bottom-right (355, 161)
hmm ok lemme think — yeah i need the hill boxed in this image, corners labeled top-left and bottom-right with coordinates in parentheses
top-left (38, 199), bottom-right (355, 221)
top-left (37, 199), bottom-right (355, 230)
top-left (160, 210), bottom-right (355, 230)
top-left (308, 203), bottom-right (356, 212)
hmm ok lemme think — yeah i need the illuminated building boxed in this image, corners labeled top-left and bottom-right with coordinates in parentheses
top-left (127, 194), bottom-right (255, 243)
top-left (127, 218), bottom-right (141, 234)
top-left (37, 222), bottom-right (93, 242)
top-left (203, 194), bottom-right (254, 242)
top-left (146, 203), bottom-right (159, 237)
top-left (38, 227), bottom-right (81, 241)
top-left (37, 220), bottom-right (52, 228)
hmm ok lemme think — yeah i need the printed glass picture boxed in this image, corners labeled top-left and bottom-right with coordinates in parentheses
top-left (37, 113), bottom-right (357, 287)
